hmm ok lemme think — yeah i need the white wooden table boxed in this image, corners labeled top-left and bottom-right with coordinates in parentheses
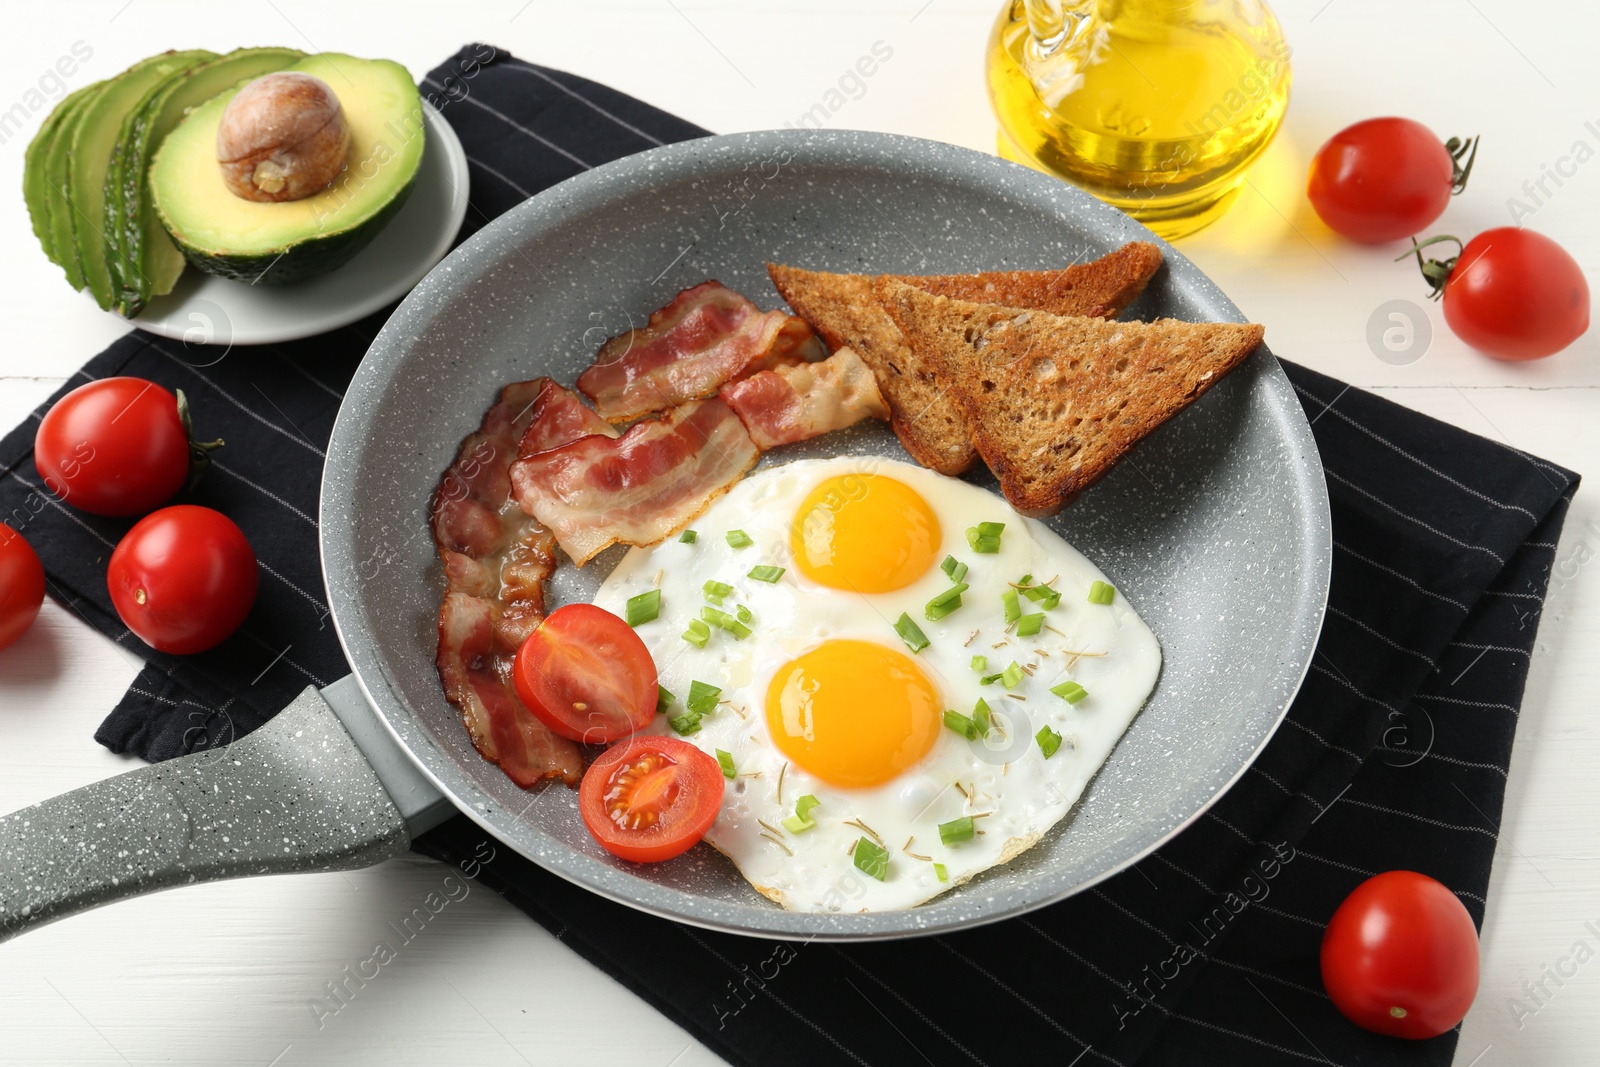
top-left (1, 2), bottom-right (1595, 1063)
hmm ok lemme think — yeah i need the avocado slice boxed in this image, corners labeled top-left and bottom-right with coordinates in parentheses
top-left (150, 54), bottom-right (425, 286)
top-left (23, 81), bottom-right (104, 269)
top-left (67, 49), bottom-right (216, 309)
top-left (38, 85), bottom-right (107, 290)
top-left (106, 46), bottom-right (306, 316)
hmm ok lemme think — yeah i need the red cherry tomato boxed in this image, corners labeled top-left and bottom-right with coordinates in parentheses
top-left (578, 734), bottom-right (724, 863)
top-left (0, 524), bottom-right (46, 651)
top-left (513, 603), bottom-right (658, 744)
top-left (1321, 870), bottom-right (1480, 1039)
top-left (1307, 118), bottom-right (1473, 244)
top-left (1433, 228), bottom-right (1590, 361)
top-left (107, 505), bottom-right (258, 655)
top-left (35, 377), bottom-right (216, 517)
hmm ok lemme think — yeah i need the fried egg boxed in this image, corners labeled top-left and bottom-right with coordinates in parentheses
top-left (593, 457), bottom-right (1161, 912)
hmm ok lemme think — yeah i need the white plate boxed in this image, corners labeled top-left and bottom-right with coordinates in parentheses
top-left (125, 99), bottom-right (469, 347)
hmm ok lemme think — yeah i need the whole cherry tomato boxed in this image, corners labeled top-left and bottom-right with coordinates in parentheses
top-left (34, 377), bottom-right (220, 517)
top-left (107, 505), bottom-right (258, 655)
top-left (1307, 118), bottom-right (1476, 244)
top-left (578, 734), bottom-right (724, 863)
top-left (1321, 870), bottom-right (1480, 1039)
top-left (0, 524), bottom-right (46, 651)
top-left (1407, 228), bottom-right (1590, 361)
top-left (513, 603), bottom-right (658, 744)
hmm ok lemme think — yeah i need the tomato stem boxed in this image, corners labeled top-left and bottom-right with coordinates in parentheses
top-left (1398, 235), bottom-right (1463, 301)
top-left (1446, 135), bottom-right (1480, 195)
top-left (175, 388), bottom-right (225, 491)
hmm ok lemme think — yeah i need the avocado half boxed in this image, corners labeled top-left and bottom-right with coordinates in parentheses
top-left (150, 53), bottom-right (424, 285)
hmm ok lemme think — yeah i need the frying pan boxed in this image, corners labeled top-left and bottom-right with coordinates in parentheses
top-left (0, 130), bottom-right (1330, 942)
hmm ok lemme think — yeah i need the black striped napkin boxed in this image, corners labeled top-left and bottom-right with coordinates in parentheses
top-left (0, 44), bottom-right (1578, 1067)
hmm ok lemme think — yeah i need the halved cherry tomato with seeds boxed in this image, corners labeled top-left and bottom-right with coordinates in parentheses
top-left (579, 735), bottom-right (724, 863)
top-left (513, 603), bottom-right (657, 745)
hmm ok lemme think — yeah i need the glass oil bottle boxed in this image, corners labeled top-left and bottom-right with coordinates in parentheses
top-left (987, 0), bottom-right (1292, 239)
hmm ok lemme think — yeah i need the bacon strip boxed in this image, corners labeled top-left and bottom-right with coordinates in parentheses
top-left (576, 281), bottom-right (823, 423)
top-left (510, 397), bottom-right (760, 566)
top-left (720, 346), bottom-right (889, 450)
top-left (431, 379), bottom-right (594, 788)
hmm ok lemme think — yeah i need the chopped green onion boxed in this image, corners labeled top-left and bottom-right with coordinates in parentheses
top-left (726, 529), bottom-right (753, 549)
top-left (736, 603), bottom-right (754, 623)
top-left (1088, 580), bottom-right (1116, 605)
top-left (894, 612), bottom-right (930, 653)
top-left (668, 714), bottom-right (702, 736)
top-left (1050, 679), bottom-right (1088, 704)
top-left (941, 555), bottom-right (969, 583)
top-left (625, 589), bottom-right (661, 627)
top-left (1001, 661), bottom-right (1025, 689)
top-left (681, 619), bottom-right (711, 648)
top-left (1036, 725), bottom-right (1063, 758)
top-left (972, 698), bottom-right (992, 738)
top-left (925, 582), bottom-right (968, 622)
top-left (1016, 612), bottom-right (1044, 637)
top-left (702, 606), bottom-right (752, 640)
top-left (943, 709), bottom-right (976, 739)
top-left (1023, 581), bottom-right (1061, 609)
top-left (687, 680), bottom-right (722, 715)
top-left (716, 749), bottom-right (737, 779)
top-left (1017, 573), bottom-right (1033, 586)
top-left (1001, 589), bottom-right (1021, 623)
top-left (939, 816), bottom-right (976, 845)
top-left (782, 795), bottom-right (822, 833)
top-left (933, 862), bottom-right (948, 883)
top-left (748, 565), bottom-right (785, 583)
top-left (679, 529), bottom-right (698, 543)
top-left (656, 685), bottom-right (675, 715)
top-left (966, 521), bottom-right (1004, 553)
top-left (703, 579), bottom-right (733, 600)
top-left (970, 655), bottom-right (988, 673)
top-left (853, 836), bottom-right (889, 881)
top-left (979, 672), bottom-right (1004, 686)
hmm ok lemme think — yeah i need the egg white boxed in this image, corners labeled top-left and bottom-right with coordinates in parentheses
top-left (593, 457), bottom-right (1161, 913)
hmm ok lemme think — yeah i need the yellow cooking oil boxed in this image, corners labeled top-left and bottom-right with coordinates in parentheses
top-left (987, 0), bottom-right (1291, 239)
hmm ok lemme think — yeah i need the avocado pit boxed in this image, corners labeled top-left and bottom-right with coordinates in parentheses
top-left (216, 71), bottom-right (349, 202)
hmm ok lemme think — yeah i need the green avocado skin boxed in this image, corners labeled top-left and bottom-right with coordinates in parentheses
top-left (107, 47), bottom-right (305, 315)
top-left (168, 169), bottom-right (418, 285)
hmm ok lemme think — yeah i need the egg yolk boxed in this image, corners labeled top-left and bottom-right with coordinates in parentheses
top-left (790, 473), bottom-right (941, 593)
top-left (765, 640), bottom-right (941, 788)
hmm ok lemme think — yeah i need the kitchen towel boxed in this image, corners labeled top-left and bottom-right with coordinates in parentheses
top-left (0, 44), bottom-right (1579, 1067)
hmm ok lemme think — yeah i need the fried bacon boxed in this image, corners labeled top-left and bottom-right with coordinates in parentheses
top-left (576, 281), bottom-right (824, 423)
top-left (509, 397), bottom-right (760, 566)
top-left (720, 346), bottom-right (889, 450)
top-left (431, 379), bottom-right (591, 787)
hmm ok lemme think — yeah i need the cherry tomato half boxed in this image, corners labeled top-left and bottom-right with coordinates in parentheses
top-left (0, 524), bottom-right (46, 652)
top-left (513, 603), bottom-right (658, 744)
top-left (1440, 228), bottom-right (1590, 361)
top-left (35, 377), bottom-right (216, 517)
top-left (107, 505), bottom-right (258, 655)
top-left (579, 734), bottom-right (724, 863)
top-left (1307, 118), bottom-right (1472, 244)
top-left (1321, 870), bottom-right (1480, 1039)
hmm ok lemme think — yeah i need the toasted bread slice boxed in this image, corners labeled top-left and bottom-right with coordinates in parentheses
top-left (877, 280), bottom-right (1263, 516)
top-left (766, 242), bottom-right (1163, 475)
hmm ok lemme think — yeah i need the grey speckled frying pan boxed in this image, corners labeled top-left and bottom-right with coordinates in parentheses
top-left (0, 130), bottom-right (1329, 942)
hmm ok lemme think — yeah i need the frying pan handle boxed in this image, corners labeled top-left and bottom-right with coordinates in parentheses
top-left (0, 684), bottom-right (413, 941)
